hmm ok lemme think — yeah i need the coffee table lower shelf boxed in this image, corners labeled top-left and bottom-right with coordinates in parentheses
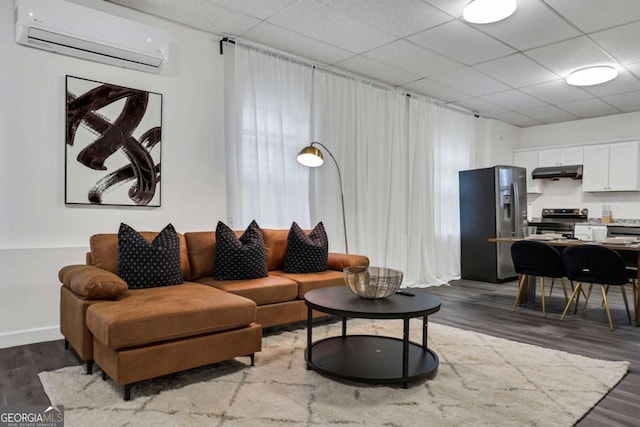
top-left (305, 335), bottom-right (439, 385)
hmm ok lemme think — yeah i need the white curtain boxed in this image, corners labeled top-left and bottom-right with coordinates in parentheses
top-left (404, 98), bottom-right (476, 286)
top-left (224, 45), bottom-right (312, 229)
top-left (225, 46), bottom-right (476, 286)
top-left (312, 70), bottom-right (475, 286)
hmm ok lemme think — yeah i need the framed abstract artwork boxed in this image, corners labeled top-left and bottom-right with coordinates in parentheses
top-left (65, 75), bottom-right (163, 206)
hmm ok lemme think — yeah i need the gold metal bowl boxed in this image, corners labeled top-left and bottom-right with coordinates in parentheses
top-left (343, 266), bottom-right (403, 299)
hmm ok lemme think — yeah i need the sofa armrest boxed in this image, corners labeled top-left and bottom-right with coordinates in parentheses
top-left (59, 265), bottom-right (128, 300)
top-left (327, 253), bottom-right (370, 271)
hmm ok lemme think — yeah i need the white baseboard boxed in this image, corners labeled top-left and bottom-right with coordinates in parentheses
top-left (0, 325), bottom-right (63, 349)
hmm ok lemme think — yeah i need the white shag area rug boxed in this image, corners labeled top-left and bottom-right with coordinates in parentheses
top-left (39, 319), bottom-right (629, 427)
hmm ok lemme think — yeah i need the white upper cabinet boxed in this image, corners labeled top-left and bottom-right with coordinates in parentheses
top-left (537, 147), bottom-right (583, 167)
top-left (583, 141), bottom-right (640, 192)
top-left (513, 151), bottom-right (541, 194)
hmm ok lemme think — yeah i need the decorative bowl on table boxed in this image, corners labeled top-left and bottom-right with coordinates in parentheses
top-left (344, 266), bottom-right (403, 299)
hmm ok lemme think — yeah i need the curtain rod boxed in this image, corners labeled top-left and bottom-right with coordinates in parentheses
top-left (218, 37), bottom-right (481, 119)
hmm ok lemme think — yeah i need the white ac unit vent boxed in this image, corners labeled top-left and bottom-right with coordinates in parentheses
top-left (15, 0), bottom-right (169, 73)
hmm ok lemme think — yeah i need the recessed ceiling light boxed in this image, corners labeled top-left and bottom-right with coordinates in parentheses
top-left (462, 0), bottom-right (517, 24)
top-left (566, 66), bottom-right (619, 86)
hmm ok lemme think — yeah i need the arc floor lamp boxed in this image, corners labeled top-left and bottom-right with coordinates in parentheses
top-left (297, 141), bottom-right (349, 254)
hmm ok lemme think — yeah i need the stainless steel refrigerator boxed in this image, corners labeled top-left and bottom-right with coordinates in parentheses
top-left (459, 166), bottom-right (527, 283)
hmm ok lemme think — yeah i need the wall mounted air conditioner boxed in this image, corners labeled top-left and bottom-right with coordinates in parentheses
top-left (15, 0), bottom-right (169, 73)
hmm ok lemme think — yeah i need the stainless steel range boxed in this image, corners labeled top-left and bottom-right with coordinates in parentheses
top-left (528, 208), bottom-right (588, 237)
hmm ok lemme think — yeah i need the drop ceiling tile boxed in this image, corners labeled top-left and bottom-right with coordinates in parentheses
top-left (627, 62), bottom-right (640, 79)
top-left (591, 21), bottom-right (640, 65)
top-left (556, 98), bottom-right (621, 118)
top-left (473, 54), bottom-right (559, 88)
top-left (518, 106), bottom-right (578, 124)
top-left (601, 90), bottom-right (640, 113)
top-left (423, 0), bottom-right (469, 17)
top-left (267, 0), bottom-right (395, 53)
top-left (490, 112), bottom-right (542, 128)
top-left (409, 20), bottom-right (515, 65)
top-left (430, 68), bottom-right (510, 97)
top-left (243, 23), bottom-right (355, 65)
top-left (364, 40), bottom-right (462, 77)
top-left (582, 69), bottom-right (640, 97)
top-left (520, 79), bottom-right (593, 104)
top-left (525, 36), bottom-right (616, 76)
top-left (544, 0), bottom-right (640, 33)
top-left (401, 79), bottom-right (469, 102)
top-left (203, 0), bottom-right (297, 20)
top-left (450, 98), bottom-right (507, 116)
top-left (335, 56), bottom-right (421, 86)
top-left (317, 0), bottom-right (452, 37)
top-left (475, 0), bottom-right (581, 50)
top-left (110, 0), bottom-right (261, 35)
top-left (478, 90), bottom-right (547, 110)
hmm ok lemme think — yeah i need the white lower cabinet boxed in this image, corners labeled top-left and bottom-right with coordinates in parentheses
top-left (583, 141), bottom-right (640, 192)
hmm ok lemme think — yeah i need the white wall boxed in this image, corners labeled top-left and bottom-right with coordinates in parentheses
top-left (521, 111), bottom-right (640, 149)
top-left (474, 117), bottom-right (522, 167)
top-left (520, 113), bottom-right (640, 220)
top-left (0, 0), bottom-right (227, 347)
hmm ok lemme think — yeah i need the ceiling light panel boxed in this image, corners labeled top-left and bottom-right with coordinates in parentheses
top-left (462, 0), bottom-right (517, 24)
top-left (566, 66), bottom-right (618, 86)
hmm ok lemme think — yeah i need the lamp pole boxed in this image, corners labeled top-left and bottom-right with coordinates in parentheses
top-left (310, 141), bottom-right (349, 254)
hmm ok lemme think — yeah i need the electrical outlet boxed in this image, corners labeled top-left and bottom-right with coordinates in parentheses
top-left (227, 216), bottom-right (234, 227)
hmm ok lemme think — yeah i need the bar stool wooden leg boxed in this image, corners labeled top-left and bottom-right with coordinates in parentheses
top-left (601, 285), bottom-right (614, 331)
top-left (561, 283), bottom-right (582, 321)
top-left (620, 285), bottom-right (631, 324)
top-left (583, 283), bottom-right (594, 313)
top-left (560, 277), bottom-right (569, 304)
top-left (540, 277), bottom-right (546, 318)
top-left (513, 275), bottom-right (526, 312)
top-left (549, 277), bottom-right (555, 296)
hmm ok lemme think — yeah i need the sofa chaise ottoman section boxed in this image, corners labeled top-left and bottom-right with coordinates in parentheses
top-left (85, 283), bottom-right (262, 400)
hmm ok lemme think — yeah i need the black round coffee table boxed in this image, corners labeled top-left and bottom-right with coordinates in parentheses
top-left (304, 286), bottom-right (441, 388)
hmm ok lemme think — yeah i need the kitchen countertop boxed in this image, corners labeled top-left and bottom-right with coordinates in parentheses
top-left (530, 218), bottom-right (640, 227)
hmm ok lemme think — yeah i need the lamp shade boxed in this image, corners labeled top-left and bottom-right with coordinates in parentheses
top-left (297, 145), bottom-right (324, 167)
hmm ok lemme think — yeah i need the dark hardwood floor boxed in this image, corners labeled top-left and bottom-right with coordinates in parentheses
top-left (1, 279), bottom-right (639, 426)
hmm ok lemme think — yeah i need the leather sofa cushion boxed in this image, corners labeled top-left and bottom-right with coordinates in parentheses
top-left (86, 283), bottom-right (255, 349)
top-left (89, 232), bottom-right (192, 280)
top-left (262, 229), bottom-right (290, 271)
top-left (185, 230), bottom-right (243, 280)
top-left (197, 274), bottom-right (298, 306)
top-left (271, 270), bottom-right (345, 298)
top-left (328, 253), bottom-right (370, 271)
top-left (59, 265), bottom-right (128, 299)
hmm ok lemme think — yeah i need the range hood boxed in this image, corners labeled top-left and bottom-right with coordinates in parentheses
top-left (531, 164), bottom-right (583, 180)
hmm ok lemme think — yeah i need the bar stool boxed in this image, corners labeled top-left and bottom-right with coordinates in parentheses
top-left (561, 245), bottom-right (631, 331)
top-left (511, 240), bottom-right (568, 318)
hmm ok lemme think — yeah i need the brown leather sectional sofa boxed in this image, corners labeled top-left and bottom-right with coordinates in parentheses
top-left (58, 228), bottom-right (369, 400)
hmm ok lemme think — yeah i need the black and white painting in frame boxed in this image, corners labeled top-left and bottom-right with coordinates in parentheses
top-left (65, 75), bottom-right (162, 207)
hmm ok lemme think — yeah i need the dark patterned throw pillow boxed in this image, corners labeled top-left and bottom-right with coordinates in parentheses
top-left (117, 223), bottom-right (183, 289)
top-left (284, 222), bottom-right (329, 273)
top-left (212, 220), bottom-right (268, 280)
